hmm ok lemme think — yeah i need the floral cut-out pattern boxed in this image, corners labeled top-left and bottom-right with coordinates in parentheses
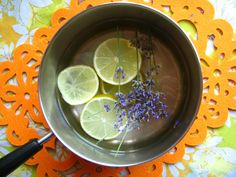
top-left (0, 0), bottom-right (236, 176)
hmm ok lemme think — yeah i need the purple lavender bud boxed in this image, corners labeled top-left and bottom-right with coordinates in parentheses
top-left (121, 69), bottom-right (125, 79)
top-left (155, 114), bottom-right (160, 120)
top-left (121, 110), bottom-right (126, 117)
top-left (128, 110), bottom-right (132, 118)
top-left (162, 110), bottom-right (168, 118)
top-left (173, 120), bottom-right (181, 128)
top-left (115, 67), bottom-right (120, 79)
top-left (145, 79), bottom-right (155, 87)
top-left (104, 104), bottom-right (111, 112)
top-left (159, 102), bottom-right (167, 111)
top-left (115, 66), bottom-right (125, 79)
top-left (120, 98), bottom-right (128, 107)
top-left (134, 103), bottom-right (141, 110)
top-left (151, 111), bottom-right (156, 116)
top-left (127, 92), bottom-right (135, 101)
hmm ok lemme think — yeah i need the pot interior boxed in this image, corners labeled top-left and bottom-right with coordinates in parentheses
top-left (39, 3), bottom-right (202, 166)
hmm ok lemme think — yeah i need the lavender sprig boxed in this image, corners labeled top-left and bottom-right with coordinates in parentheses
top-left (130, 32), bottom-right (160, 76)
top-left (100, 30), bottom-right (169, 157)
top-left (130, 34), bottom-right (153, 60)
top-left (114, 79), bottom-right (168, 131)
top-left (113, 32), bottom-right (168, 131)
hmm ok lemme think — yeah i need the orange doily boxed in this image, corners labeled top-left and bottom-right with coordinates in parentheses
top-left (0, 0), bottom-right (236, 176)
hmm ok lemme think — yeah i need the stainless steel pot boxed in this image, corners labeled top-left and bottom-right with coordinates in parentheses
top-left (0, 2), bottom-right (202, 176)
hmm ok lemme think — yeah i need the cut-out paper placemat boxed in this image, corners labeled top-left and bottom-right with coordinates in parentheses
top-left (0, 0), bottom-right (236, 176)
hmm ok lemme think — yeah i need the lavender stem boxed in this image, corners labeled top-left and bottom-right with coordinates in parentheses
top-left (117, 26), bottom-right (121, 93)
top-left (114, 128), bottom-right (128, 157)
top-left (135, 31), bottom-right (140, 81)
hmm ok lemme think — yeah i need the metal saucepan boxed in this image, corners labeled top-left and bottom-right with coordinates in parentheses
top-left (0, 2), bottom-right (202, 176)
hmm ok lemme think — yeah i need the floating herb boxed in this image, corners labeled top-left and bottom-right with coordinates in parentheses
top-left (114, 31), bottom-right (168, 132)
top-left (114, 79), bottom-right (168, 131)
top-left (104, 30), bottom-right (169, 156)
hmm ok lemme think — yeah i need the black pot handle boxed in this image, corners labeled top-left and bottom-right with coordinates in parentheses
top-left (0, 132), bottom-right (53, 176)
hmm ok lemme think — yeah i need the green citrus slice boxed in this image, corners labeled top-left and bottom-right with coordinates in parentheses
top-left (57, 65), bottom-right (99, 105)
top-left (100, 72), bottom-right (144, 95)
top-left (94, 38), bottom-right (141, 85)
top-left (80, 96), bottom-right (126, 140)
top-left (100, 80), bottom-right (132, 95)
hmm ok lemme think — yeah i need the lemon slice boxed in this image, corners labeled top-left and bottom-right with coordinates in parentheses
top-left (94, 38), bottom-right (141, 85)
top-left (80, 96), bottom-right (126, 140)
top-left (57, 65), bottom-right (99, 105)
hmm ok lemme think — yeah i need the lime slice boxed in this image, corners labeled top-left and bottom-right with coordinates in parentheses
top-left (100, 73), bottom-right (144, 95)
top-left (101, 80), bottom-right (132, 95)
top-left (80, 96), bottom-right (126, 140)
top-left (57, 65), bottom-right (99, 105)
top-left (94, 38), bottom-right (141, 85)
